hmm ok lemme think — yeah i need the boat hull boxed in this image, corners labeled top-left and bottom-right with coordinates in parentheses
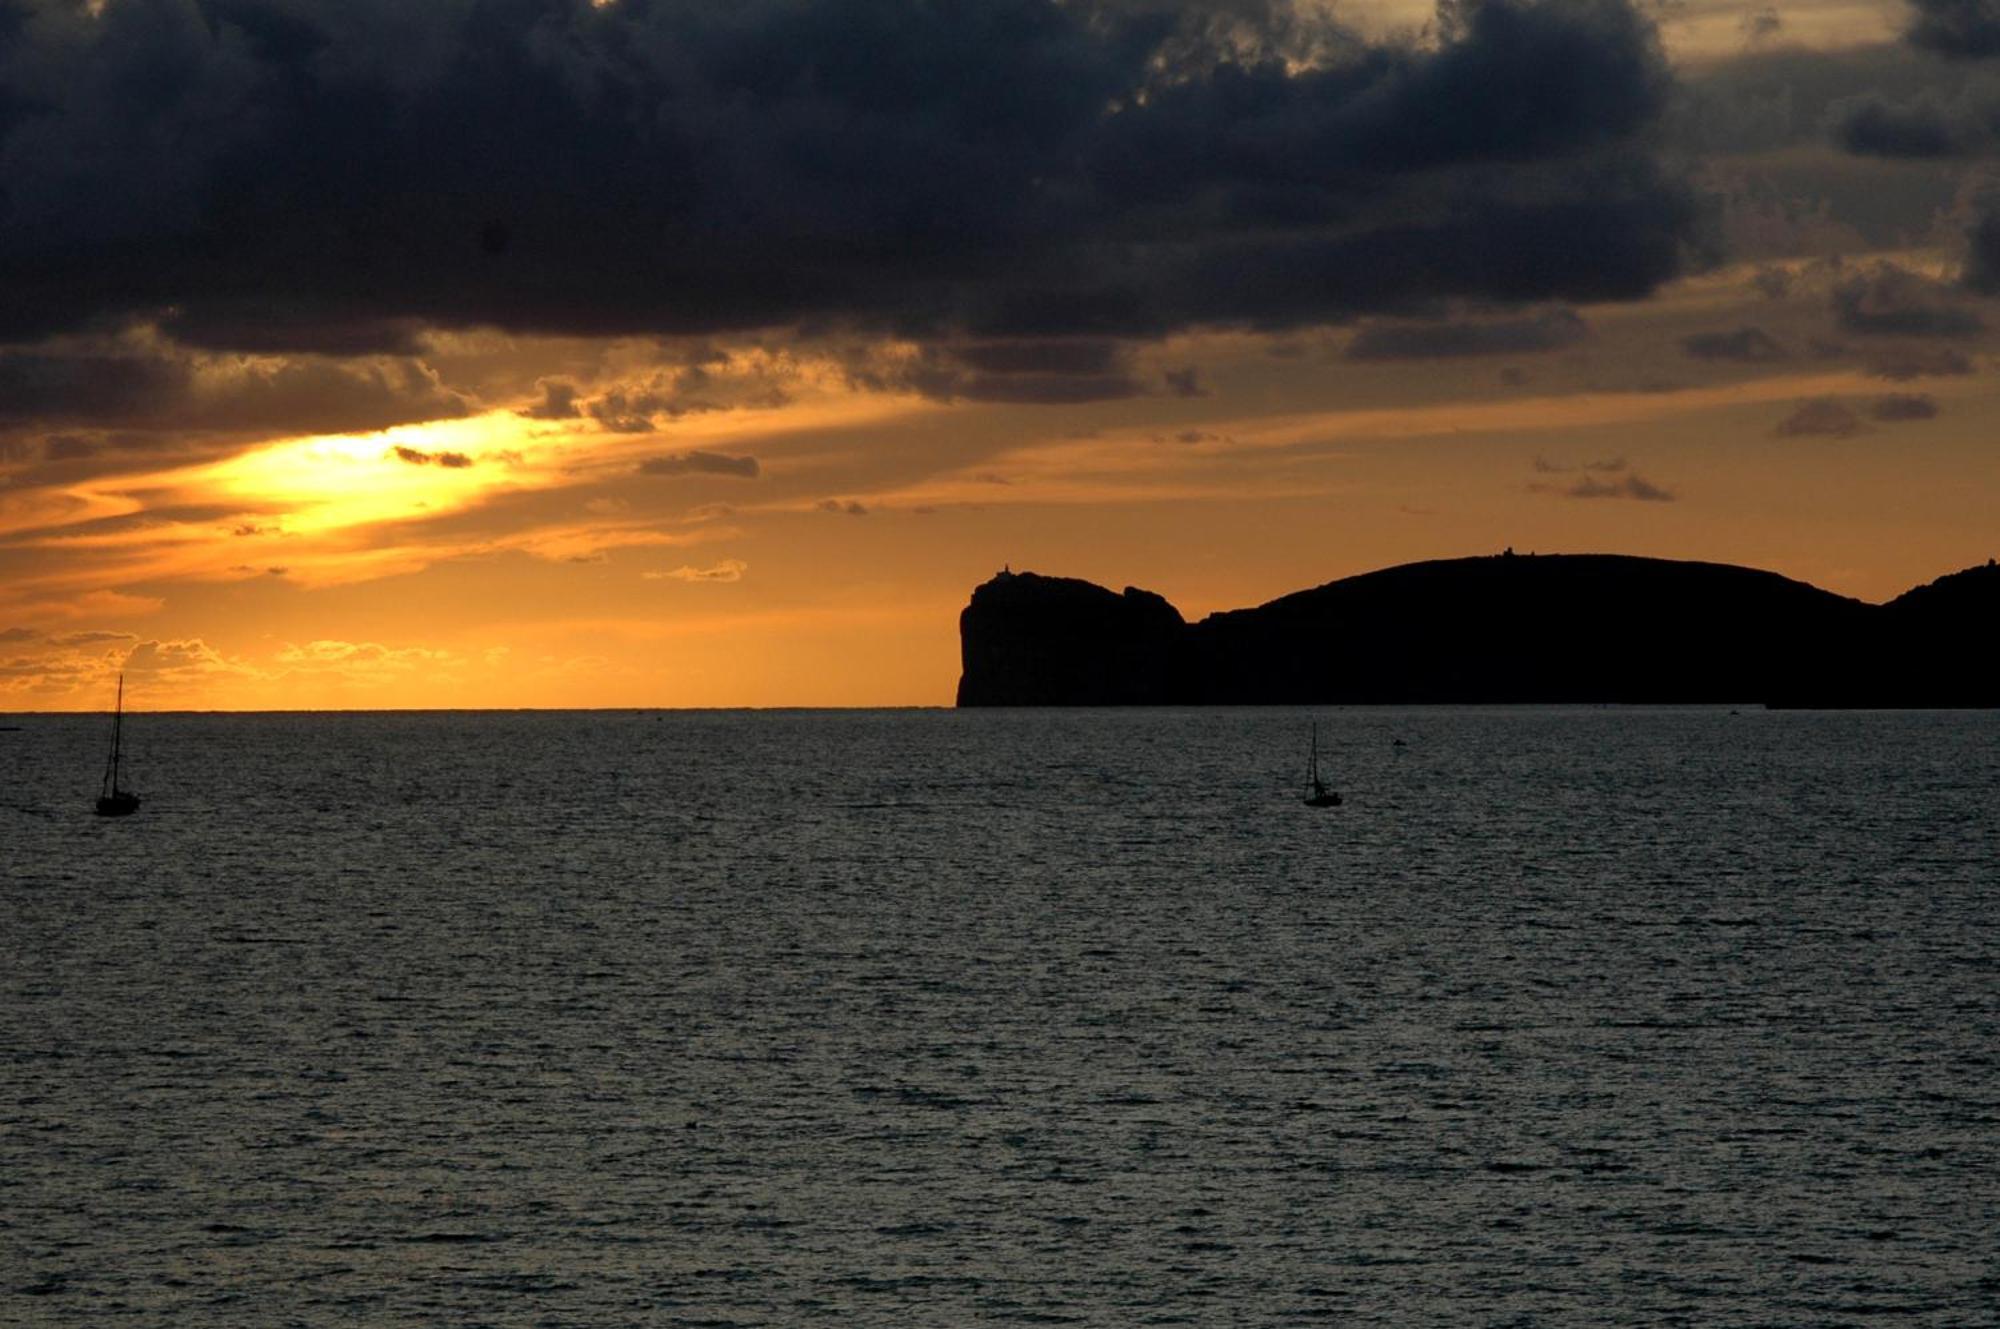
top-left (94, 793), bottom-right (140, 817)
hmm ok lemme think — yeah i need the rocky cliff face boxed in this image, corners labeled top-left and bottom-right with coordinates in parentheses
top-left (955, 571), bottom-right (1185, 706)
top-left (955, 554), bottom-right (1999, 707)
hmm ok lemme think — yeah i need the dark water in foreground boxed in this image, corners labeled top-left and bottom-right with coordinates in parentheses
top-left (3, 707), bottom-right (1997, 1325)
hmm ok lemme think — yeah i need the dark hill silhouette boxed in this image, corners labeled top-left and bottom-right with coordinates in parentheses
top-left (956, 553), bottom-right (1999, 707)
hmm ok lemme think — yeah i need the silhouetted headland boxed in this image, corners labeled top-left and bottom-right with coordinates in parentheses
top-left (957, 553), bottom-right (2000, 707)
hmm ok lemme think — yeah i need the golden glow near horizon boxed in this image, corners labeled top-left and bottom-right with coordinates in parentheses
top-left (6, 277), bottom-right (2000, 710)
top-left (6, 284), bottom-right (1996, 711)
top-left (3, 0), bottom-right (1998, 711)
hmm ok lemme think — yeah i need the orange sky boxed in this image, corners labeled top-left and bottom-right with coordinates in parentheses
top-left (3, 0), bottom-right (1996, 709)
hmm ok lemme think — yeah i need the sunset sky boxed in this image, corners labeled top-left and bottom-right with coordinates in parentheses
top-left (3, 0), bottom-right (1997, 708)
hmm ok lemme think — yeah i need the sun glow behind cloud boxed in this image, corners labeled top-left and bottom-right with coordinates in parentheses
top-left (198, 416), bottom-right (535, 534)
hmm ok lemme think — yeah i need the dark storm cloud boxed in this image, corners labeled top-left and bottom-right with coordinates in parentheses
top-left (1832, 92), bottom-right (1973, 157)
top-left (1871, 392), bottom-right (1941, 420)
top-left (1679, 326), bottom-right (1784, 361)
top-left (1907, 0), bottom-right (2000, 58)
top-left (1960, 209), bottom-right (2000, 293)
top-left (946, 341), bottom-right (1123, 377)
top-left (1831, 266), bottom-right (1985, 338)
top-left (884, 340), bottom-right (1149, 403)
top-left (1343, 308), bottom-right (1587, 360)
top-left (0, 0), bottom-right (1695, 350)
top-left (1679, 44), bottom-right (1950, 157)
top-left (637, 451), bottom-right (761, 479)
top-left (0, 341), bottom-right (469, 433)
top-left (1827, 72), bottom-right (2000, 159)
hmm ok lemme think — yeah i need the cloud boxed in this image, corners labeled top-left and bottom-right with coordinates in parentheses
top-left (1740, 8), bottom-right (1782, 43)
top-left (1533, 455), bottom-right (1628, 473)
top-left (637, 451), bottom-right (761, 479)
top-left (1530, 466), bottom-right (1674, 500)
top-left (0, 339), bottom-right (470, 437)
top-left (518, 379), bottom-right (582, 421)
top-left (1831, 266), bottom-right (1985, 338)
top-left (122, 636), bottom-right (258, 684)
top-left (1680, 326), bottom-right (1785, 361)
top-left (572, 359), bottom-right (793, 431)
top-left (1960, 209), bottom-right (2000, 295)
top-left (643, 559), bottom-right (748, 583)
top-left (0, 627), bottom-right (41, 644)
top-left (1344, 308), bottom-right (1588, 360)
top-left (391, 445), bottom-right (473, 468)
top-left (36, 437), bottom-right (97, 465)
top-left (1162, 367), bottom-right (1208, 398)
top-left (1831, 90), bottom-right (1989, 159)
top-left (1774, 398), bottom-right (1865, 437)
top-left (1751, 267), bottom-right (1793, 300)
top-left (274, 639), bottom-right (456, 671)
top-left (0, 0), bottom-right (1696, 348)
top-left (586, 390), bottom-right (664, 433)
top-left (946, 340), bottom-right (1122, 377)
top-left (817, 499), bottom-right (870, 516)
top-left (882, 340), bottom-right (1148, 403)
top-left (1567, 472), bottom-right (1673, 500)
top-left (1866, 345), bottom-right (1975, 379)
top-left (1908, 0), bottom-right (2000, 58)
top-left (1871, 392), bottom-right (1941, 420)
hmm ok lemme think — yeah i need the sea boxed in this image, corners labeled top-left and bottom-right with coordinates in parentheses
top-left (2, 707), bottom-right (1996, 1325)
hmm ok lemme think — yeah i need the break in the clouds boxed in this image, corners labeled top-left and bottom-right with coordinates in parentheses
top-left (1343, 308), bottom-right (1588, 360)
top-left (0, 0), bottom-right (1695, 350)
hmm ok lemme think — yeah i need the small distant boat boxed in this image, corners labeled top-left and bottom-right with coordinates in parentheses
top-left (1303, 722), bottom-right (1341, 808)
top-left (94, 673), bottom-right (140, 817)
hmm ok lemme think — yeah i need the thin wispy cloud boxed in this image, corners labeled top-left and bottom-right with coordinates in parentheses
top-left (644, 559), bottom-right (748, 584)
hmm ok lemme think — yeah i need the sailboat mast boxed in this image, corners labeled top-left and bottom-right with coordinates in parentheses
top-left (109, 672), bottom-right (123, 791)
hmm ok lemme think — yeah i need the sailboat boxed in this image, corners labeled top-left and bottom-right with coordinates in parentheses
top-left (1303, 722), bottom-right (1341, 808)
top-left (94, 673), bottom-right (140, 817)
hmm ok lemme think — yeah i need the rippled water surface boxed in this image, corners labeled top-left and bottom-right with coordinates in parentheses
top-left (4, 707), bottom-right (1997, 1324)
